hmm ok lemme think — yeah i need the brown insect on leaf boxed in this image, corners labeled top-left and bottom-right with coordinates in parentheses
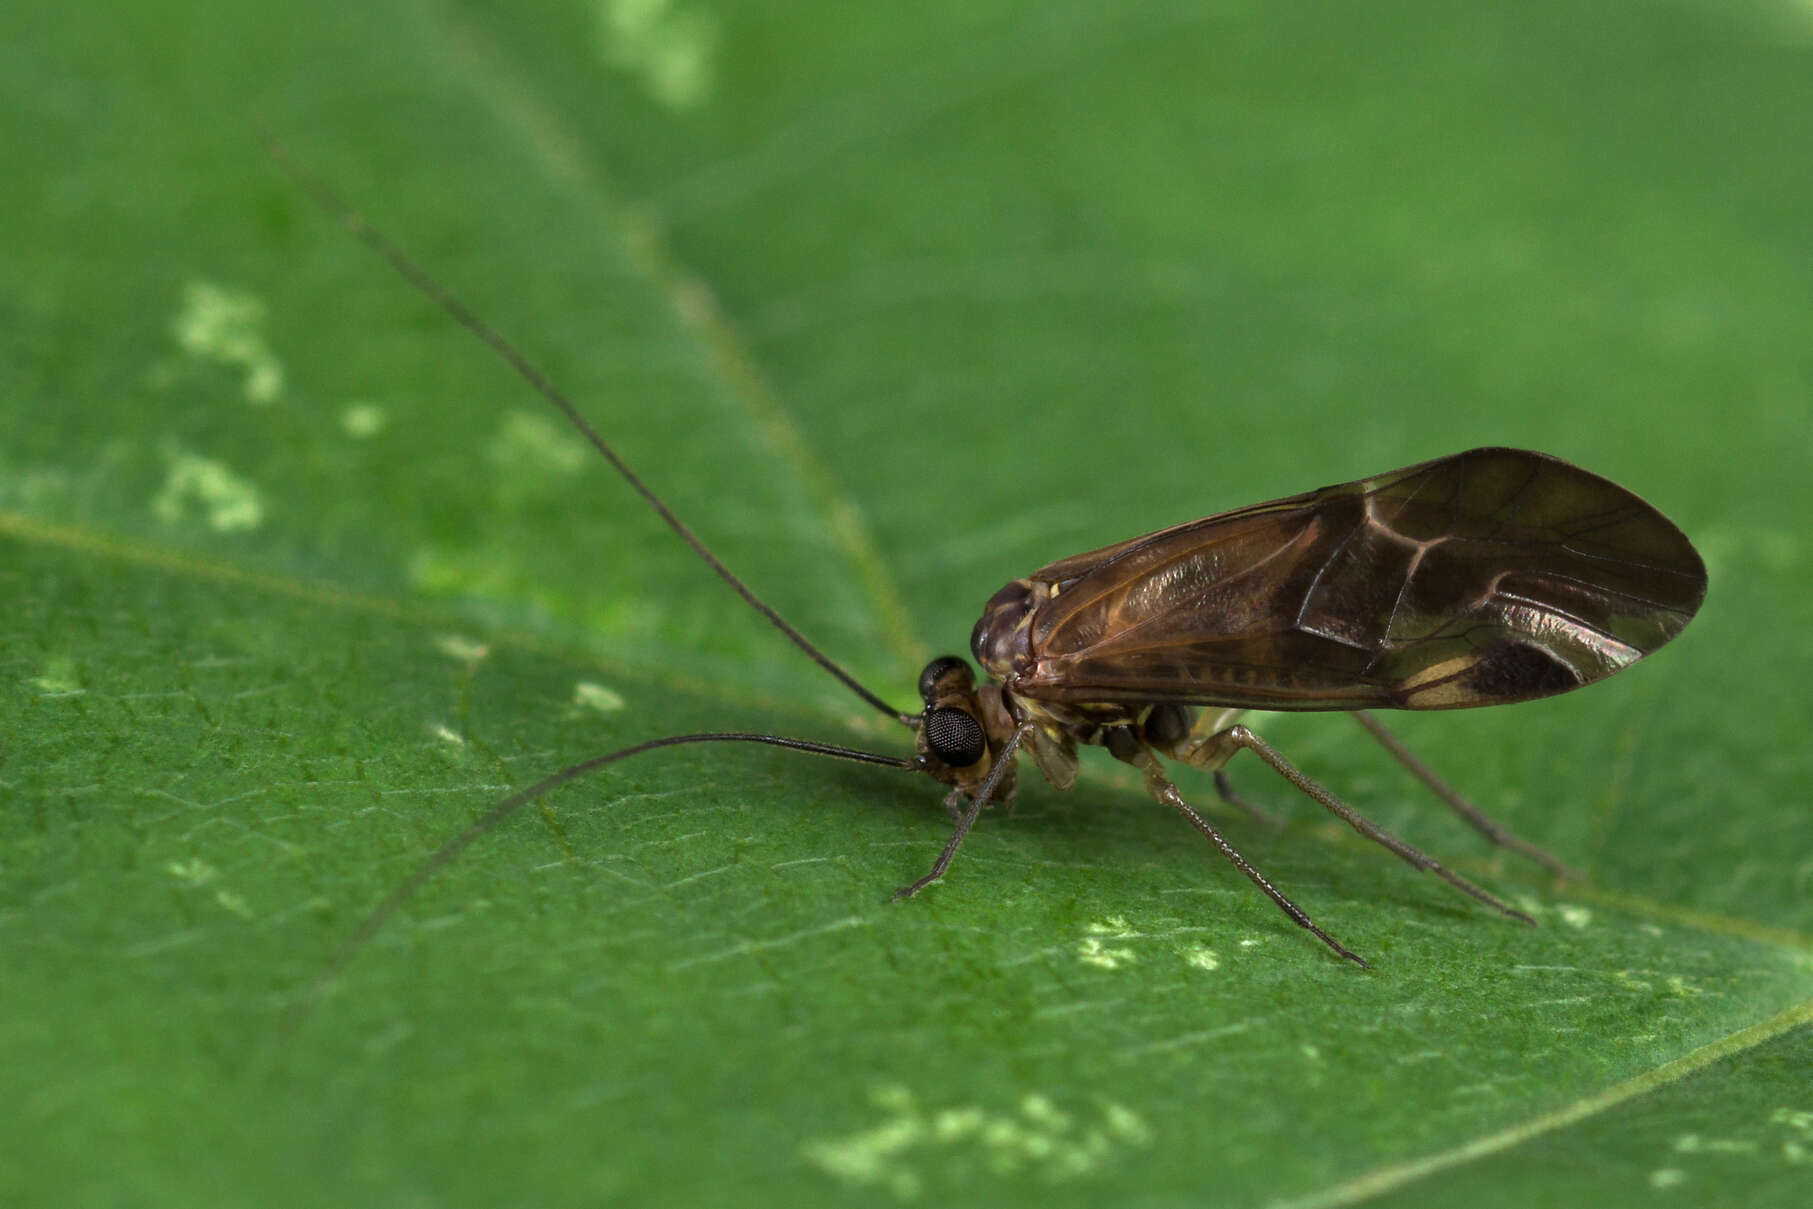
top-left (267, 138), bottom-right (1706, 995)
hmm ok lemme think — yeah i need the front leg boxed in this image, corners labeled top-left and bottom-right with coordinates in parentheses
top-left (893, 722), bottom-right (1035, 901)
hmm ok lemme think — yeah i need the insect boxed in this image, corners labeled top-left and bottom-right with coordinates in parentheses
top-left (269, 142), bottom-right (1706, 979)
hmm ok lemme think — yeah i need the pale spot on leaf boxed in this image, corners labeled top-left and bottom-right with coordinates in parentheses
top-left (167, 858), bottom-right (219, 887)
top-left (434, 634), bottom-right (491, 665)
top-left (1673, 1133), bottom-right (1758, 1155)
top-left (1019, 1094), bottom-right (1070, 1131)
top-left (491, 410), bottom-right (588, 477)
top-left (1076, 937), bottom-right (1135, 970)
top-left (596, 0), bottom-right (719, 110)
top-left (213, 889), bottom-right (252, 919)
top-left (1182, 944), bottom-right (1220, 971)
top-left (152, 451), bottom-right (265, 532)
top-left (341, 402), bottom-right (388, 438)
top-left (171, 281), bottom-right (285, 404)
top-left (573, 681), bottom-right (626, 712)
top-left (1556, 904), bottom-right (1592, 929)
top-left (802, 1085), bottom-right (1151, 1197)
top-left (167, 859), bottom-right (250, 919)
top-left (31, 656), bottom-right (83, 696)
top-left (1102, 1101), bottom-right (1153, 1147)
top-left (1771, 1108), bottom-right (1813, 1132)
top-left (932, 1108), bottom-right (984, 1142)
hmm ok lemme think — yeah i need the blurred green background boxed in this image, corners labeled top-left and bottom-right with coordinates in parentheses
top-left (4, 1), bottom-right (1811, 1206)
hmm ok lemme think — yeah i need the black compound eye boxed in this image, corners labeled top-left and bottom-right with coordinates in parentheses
top-left (924, 706), bottom-right (987, 767)
top-left (918, 655), bottom-right (972, 704)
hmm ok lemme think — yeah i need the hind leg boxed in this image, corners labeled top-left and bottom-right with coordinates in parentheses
top-left (1180, 723), bottom-right (1537, 926)
top-left (1351, 712), bottom-right (1581, 880)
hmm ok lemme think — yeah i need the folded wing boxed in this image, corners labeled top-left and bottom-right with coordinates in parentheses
top-left (1011, 448), bottom-right (1706, 710)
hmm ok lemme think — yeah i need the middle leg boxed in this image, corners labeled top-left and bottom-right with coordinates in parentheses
top-left (1137, 752), bottom-right (1369, 967)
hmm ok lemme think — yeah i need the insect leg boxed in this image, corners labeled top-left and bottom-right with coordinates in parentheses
top-left (1208, 725), bottom-right (1538, 926)
top-left (1138, 758), bottom-right (1367, 968)
top-left (1158, 707), bottom-right (1279, 825)
top-left (1211, 771), bottom-right (1284, 828)
top-left (1351, 712), bottom-right (1582, 880)
top-left (892, 722), bottom-right (1035, 901)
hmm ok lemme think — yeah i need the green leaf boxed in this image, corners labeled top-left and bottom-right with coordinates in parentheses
top-left (5, 1), bottom-right (1811, 1206)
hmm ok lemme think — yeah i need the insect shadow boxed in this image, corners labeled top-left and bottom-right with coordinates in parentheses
top-left (267, 140), bottom-right (1706, 986)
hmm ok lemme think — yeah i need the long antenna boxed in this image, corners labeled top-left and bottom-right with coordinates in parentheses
top-left (285, 732), bottom-right (916, 1027)
top-left (262, 133), bottom-right (914, 725)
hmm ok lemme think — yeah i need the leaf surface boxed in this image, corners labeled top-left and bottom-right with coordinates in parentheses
top-left (5, 2), bottom-right (1811, 1206)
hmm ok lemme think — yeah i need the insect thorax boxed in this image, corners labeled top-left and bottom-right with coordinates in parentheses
top-left (971, 577), bottom-right (1046, 685)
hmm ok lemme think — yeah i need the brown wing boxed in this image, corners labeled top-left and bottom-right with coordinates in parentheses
top-left (1003, 448), bottom-right (1706, 710)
